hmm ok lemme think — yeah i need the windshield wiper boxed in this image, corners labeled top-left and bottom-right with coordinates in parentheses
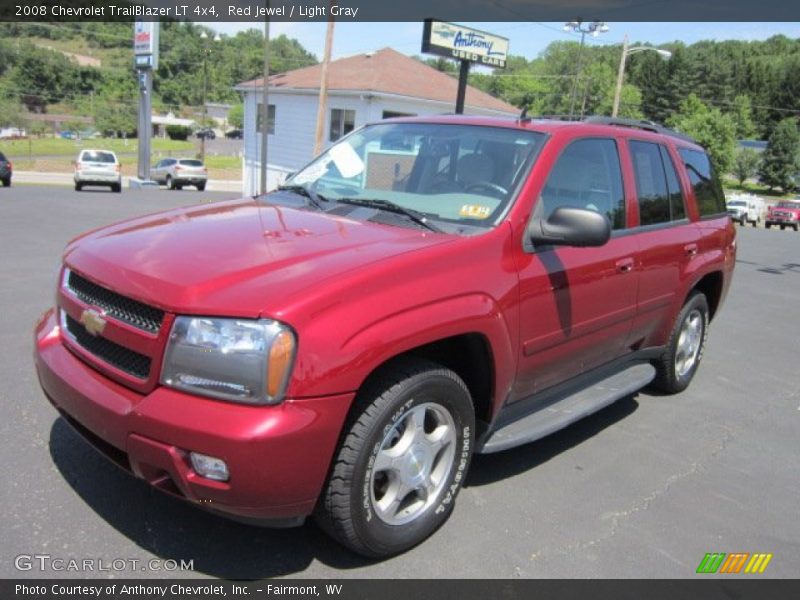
top-left (335, 198), bottom-right (443, 233)
top-left (276, 184), bottom-right (328, 210)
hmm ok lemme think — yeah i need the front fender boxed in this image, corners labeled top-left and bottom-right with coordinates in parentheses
top-left (288, 293), bottom-right (516, 411)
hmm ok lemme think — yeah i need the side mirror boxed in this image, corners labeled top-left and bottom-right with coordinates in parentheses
top-left (528, 207), bottom-right (611, 248)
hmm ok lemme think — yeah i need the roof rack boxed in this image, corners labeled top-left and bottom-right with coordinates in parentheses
top-left (583, 116), bottom-right (697, 144)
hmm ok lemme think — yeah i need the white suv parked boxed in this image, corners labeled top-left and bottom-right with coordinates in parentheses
top-left (74, 150), bottom-right (121, 192)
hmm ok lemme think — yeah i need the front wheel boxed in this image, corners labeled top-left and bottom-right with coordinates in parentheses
top-left (1, 177), bottom-right (9, 187)
top-left (166, 175), bottom-right (175, 190)
top-left (765, 223), bottom-right (771, 229)
top-left (650, 292), bottom-right (709, 394)
top-left (317, 358), bottom-right (474, 558)
top-left (196, 183), bottom-right (206, 191)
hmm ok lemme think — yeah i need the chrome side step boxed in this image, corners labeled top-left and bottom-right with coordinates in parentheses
top-left (479, 363), bottom-right (656, 454)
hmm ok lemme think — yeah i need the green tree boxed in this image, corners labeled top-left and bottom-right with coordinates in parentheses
top-left (758, 118), bottom-right (800, 192)
top-left (732, 148), bottom-right (761, 185)
top-left (668, 94), bottom-right (737, 175)
top-left (227, 103), bottom-right (244, 129)
top-left (730, 95), bottom-right (757, 139)
top-left (0, 97), bottom-right (26, 127)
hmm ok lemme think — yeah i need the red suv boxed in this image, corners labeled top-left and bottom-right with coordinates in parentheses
top-left (35, 116), bottom-right (735, 557)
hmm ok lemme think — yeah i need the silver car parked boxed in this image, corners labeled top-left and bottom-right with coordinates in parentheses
top-left (74, 150), bottom-right (122, 192)
top-left (151, 158), bottom-right (207, 191)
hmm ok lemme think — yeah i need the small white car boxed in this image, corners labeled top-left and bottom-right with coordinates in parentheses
top-left (74, 150), bottom-right (122, 192)
top-left (151, 158), bottom-right (207, 191)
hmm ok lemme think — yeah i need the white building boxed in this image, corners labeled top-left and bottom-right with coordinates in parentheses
top-left (235, 48), bottom-right (518, 195)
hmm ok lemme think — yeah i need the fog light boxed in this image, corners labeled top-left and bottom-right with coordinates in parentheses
top-left (189, 452), bottom-right (229, 482)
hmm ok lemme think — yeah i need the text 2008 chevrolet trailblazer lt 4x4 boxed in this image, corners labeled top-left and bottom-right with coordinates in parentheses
top-left (35, 116), bottom-right (735, 557)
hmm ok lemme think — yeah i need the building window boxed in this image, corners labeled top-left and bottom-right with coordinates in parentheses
top-left (256, 104), bottom-right (276, 134)
top-left (330, 108), bottom-right (355, 141)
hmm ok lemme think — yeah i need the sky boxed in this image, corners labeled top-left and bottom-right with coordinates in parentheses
top-left (203, 21), bottom-right (800, 64)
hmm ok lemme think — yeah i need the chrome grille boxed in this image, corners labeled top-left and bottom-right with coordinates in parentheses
top-left (64, 314), bottom-right (151, 379)
top-left (66, 270), bottom-right (164, 333)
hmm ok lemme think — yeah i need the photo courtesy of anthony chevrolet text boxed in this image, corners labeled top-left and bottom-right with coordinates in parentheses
top-left (1, 0), bottom-right (799, 598)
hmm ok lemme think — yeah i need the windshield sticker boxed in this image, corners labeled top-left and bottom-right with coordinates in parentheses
top-left (292, 157), bottom-right (331, 185)
top-left (328, 142), bottom-right (365, 178)
top-left (459, 204), bottom-right (492, 219)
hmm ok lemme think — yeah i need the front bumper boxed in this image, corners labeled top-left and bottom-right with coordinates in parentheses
top-left (35, 308), bottom-right (353, 524)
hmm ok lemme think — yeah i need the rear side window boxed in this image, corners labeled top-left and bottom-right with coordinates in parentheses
top-left (678, 148), bottom-right (726, 217)
top-left (660, 146), bottom-right (686, 220)
top-left (81, 151), bottom-right (116, 163)
top-left (629, 141), bottom-right (688, 226)
top-left (540, 138), bottom-right (626, 230)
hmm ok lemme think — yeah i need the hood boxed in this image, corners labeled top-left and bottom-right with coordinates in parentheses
top-left (64, 198), bottom-right (455, 318)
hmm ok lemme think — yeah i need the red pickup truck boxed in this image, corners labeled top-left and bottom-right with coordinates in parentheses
top-left (765, 200), bottom-right (800, 231)
top-left (35, 116), bottom-right (735, 557)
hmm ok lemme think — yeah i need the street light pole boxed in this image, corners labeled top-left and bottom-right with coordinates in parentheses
top-left (201, 45), bottom-right (208, 160)
top-left (564, 20), bottom-right (608, 120)
top-left (199, 31), bottom-right (220, 161)
top-left (611, 38), bottom-right (672, 118)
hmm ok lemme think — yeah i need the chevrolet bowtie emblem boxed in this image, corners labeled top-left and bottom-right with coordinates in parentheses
top-left (80, 308), bottom-right (107, 336)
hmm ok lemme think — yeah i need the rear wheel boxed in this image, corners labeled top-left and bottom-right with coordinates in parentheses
top-left (739, 215), bottom-right (746, 226)
top-left (781, 224), bottom-right (786, 231)
top-left (766, 223), bottom-right (771, 229)
top-left (74, 182), bottom-right (82, 191)
top-left (1, 177), bottom-right (9, 187)
top-left (794, 224), bottom-right (799, 232)
top-left (111, 183), bottom-right (121, 193)
top-left (197, 183), bottom-right (206, 192)
top-left (650, 292), bottom-right (709, 394)
top-left (317, 358), bottom-right (474, 558)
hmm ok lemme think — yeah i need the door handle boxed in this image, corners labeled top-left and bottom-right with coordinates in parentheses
top-left (684, 243), bottom-right (698, 257)
top-left (616, 258), bottom-right (634, 273)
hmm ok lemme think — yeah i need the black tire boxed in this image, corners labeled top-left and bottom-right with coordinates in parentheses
top-left (74, 182), bottom-right (82, 192)
top-left (196, 183), bottom-right (206, 192)
top-left (112, 183), bottom-right (121, 193)
top-left (650, 291), bottom-right (709, 395)
top-left (1, 177), bottom-right (9, 187)
top-left (780, 225), bottom-right (786, 231)
top-left (316, 358), bottom-right (475, 558)
top-left (166, 175), bottom-right (175, 190)
top-left (794, 224), bottom-right (799, 232)
top-left (765, 223), bottom-right (771, 229)
top-left (176, 184), bottom-right (183, 190)
top-left (739, 216), bottom-right (746, 226)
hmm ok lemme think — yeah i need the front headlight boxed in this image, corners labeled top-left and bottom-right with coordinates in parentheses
top-left (160, 317), bottom-right (296, 405)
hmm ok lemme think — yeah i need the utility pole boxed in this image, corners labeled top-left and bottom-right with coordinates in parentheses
top-left (314, 14), bottom-right (335, 156)
top-left (612, 35), bottom-right (629, 118)
top-left (259, 3), bottom-right (270, 195)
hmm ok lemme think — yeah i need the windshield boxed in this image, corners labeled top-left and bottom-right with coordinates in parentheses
top-left (727, 201), bottom-right (746, 207)
top-left (279, 122), bottom-right (545, 233)
top-left (777, 202), bottom-right (800, 209)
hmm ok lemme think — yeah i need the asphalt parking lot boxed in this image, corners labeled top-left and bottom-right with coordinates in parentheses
top-left (1, 185), bottom-right (798, 579)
